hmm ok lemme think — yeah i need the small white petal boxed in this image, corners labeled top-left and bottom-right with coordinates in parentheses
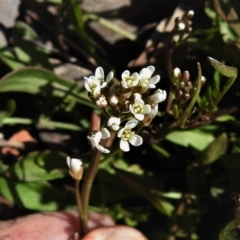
top-left (129, 105), bottom-right (134, 114)
top-left (106, 71), bottom-right (113, 83)
top-left (70, 158), bottom-right (83, 171)
top-left (147, 84), bottom-right (157, 89)
top-left (122, 70), bottom-right (130, 80)
top-left (129, 134), bottom-right (143, 146)
top-left (133, 93), bottom-right (142, 100)
top-left (121, 80), bottom-right (129, 88)
top-left (149, 75), bottom-right (160, 85)
top-left (120, 140), bottom-right (130, 152)
top-left (84, 81), bottom-right (91, 92)
top-left (117, 128), bottom-right (124, 138)
top-left (125, 119), bottom-right (138, 129)
top-left (66, 156), bottom-right (71, 168)
top-left (97, 145), bottom-right (110, 154)
top-left (112, 125), bottom-right (120, 131)
top-left (131, 73), bottom-right (140, 86)
top-left (143, 105), bottom-right (151, 114)
top-left (101, 128), bottom-right (111, 139)
top-left (100, 82), bottom-right (107, 88)
top-left (95, 67), bottom-right (104, 79)
top-left (134, 113), bottom-right (144, 121)
top-left (140, 68), bottom-right (150, 79)
top-left (135, 98), bottom-right (144, 105)
top-left (147, 66), bottom-right (155, 74)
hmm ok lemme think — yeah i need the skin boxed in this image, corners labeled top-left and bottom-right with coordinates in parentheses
top-left (0, 211), bottom-right (148, 240)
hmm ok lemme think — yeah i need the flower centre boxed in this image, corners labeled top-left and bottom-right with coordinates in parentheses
top-left (133, 103), bottom-right (144, 114)
top-left (90, 82), bottom-right (98, 90)
top-left (142, 78), bottom-right (149, 85)
top-left (121, 129), bottom-right (134, 141)
top-left (126, 77), bottom-right (134, 87)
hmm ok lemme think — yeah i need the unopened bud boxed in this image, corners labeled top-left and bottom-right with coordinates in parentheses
top-left (201, 76), bottom-right (206, 86)
top-left (183, 71), bottom-right (190, 82)
top-left (173, 67), bottom-right (181, 79)
top-left (179, 81), bottom-right (185, 89)
top-left (183, 93), bottom-right (190, 101)
top-left (178, 22), bottom-right (185, 31)
top-left (187, 10), bottom-right (194, 18)
top-left (96, 95), bottom-right (108, 108)
top-left (66, 157), bottom-right (83, 180)
top-left (176, 90), bottom-right (183, 98)
top-left (109, 95), bottom-right (119, 106)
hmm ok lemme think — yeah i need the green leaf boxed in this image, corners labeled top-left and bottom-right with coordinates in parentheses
top-left (0, 100), bottom-right (16, 123)
top-left (0, 178), bottom-right (73, 211)
top-left (14, 21), bottom-right (38, 39)
top-left (197, 133), bottom-right (228, 165)
top-left (0, 48), bottom-right (25, 69)
top-left (10, 151), bottom-right (68, 182)
top-left (0, 67), bottom-right (96, 109)
top-left (208, 57), bottom-right (238, 78)
top-left (166, 125), bottom-right (220, 151)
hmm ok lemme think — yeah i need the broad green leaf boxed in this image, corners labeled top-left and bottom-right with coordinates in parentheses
top-left (0, 67), bottom-right (96, 108)
top-left (0, 178), bottom-right (73, 211)
top-left (198, 133), bottom-right (228, 165)
top-left (166, 125), bottom-right (220, 151)
top-left (0, 48), bottom-right (25, 69)
top-left (10, 151), bottom-right (68, 182)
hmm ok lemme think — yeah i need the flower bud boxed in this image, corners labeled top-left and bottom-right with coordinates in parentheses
top-left (187, 10), bottom-right (194, 19)
top-left (173, 67), bottom-right (181, 81)
top-left (109, 95), bottom-right (119, 106)
top-left (201, 76), bottom-right (206, 86)
top-left (179, 81), bottom-right (185, 89)
top-left (96, 95), bottom-right (108, 108)
top-left (183, 71), bottom-right (190, 82)
top-left (66, 157), bottom-right (83, 180)
top-left (178, 22), bottom-right (185, 31)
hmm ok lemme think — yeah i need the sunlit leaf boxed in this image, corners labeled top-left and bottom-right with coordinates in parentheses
top-left (10, 151), bottom-right (68, 182)
top-left (166, 125), bottom-right (220, 151)
top-left (0, 67), bottom-right (96, 108)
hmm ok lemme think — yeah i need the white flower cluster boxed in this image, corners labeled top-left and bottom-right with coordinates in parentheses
top-left (84, 66), bottom-right (167, 152)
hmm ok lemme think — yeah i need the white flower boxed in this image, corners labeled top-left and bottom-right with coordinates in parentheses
top-left (138, 66), bottom-right (160, 92)
top-left (129, 94), bottom-right (151, 121)
top-left (117, 119), bottom-right (143, 152)
top-left (87, 128), bottom-right (110, 153)
top-left (107, 116), bottom-right (121, 131)
top-left (84, 76), bottom-right (101, 97)
top-left (147, 89), bottom-right (167, 105)
top-left (143, 89), bottom-right (167, 126)
top-left (121, 70), bottom-right (139, 88)
top-left (84, 67), bottom-right (113, 97)
top-left (66, 157), bottom-right (83, 180)
top-left (95, 67), bottom-right (113, 88)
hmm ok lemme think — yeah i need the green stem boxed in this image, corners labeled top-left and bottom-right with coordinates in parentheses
top-left (75, 179), bottom-right (87, 237)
